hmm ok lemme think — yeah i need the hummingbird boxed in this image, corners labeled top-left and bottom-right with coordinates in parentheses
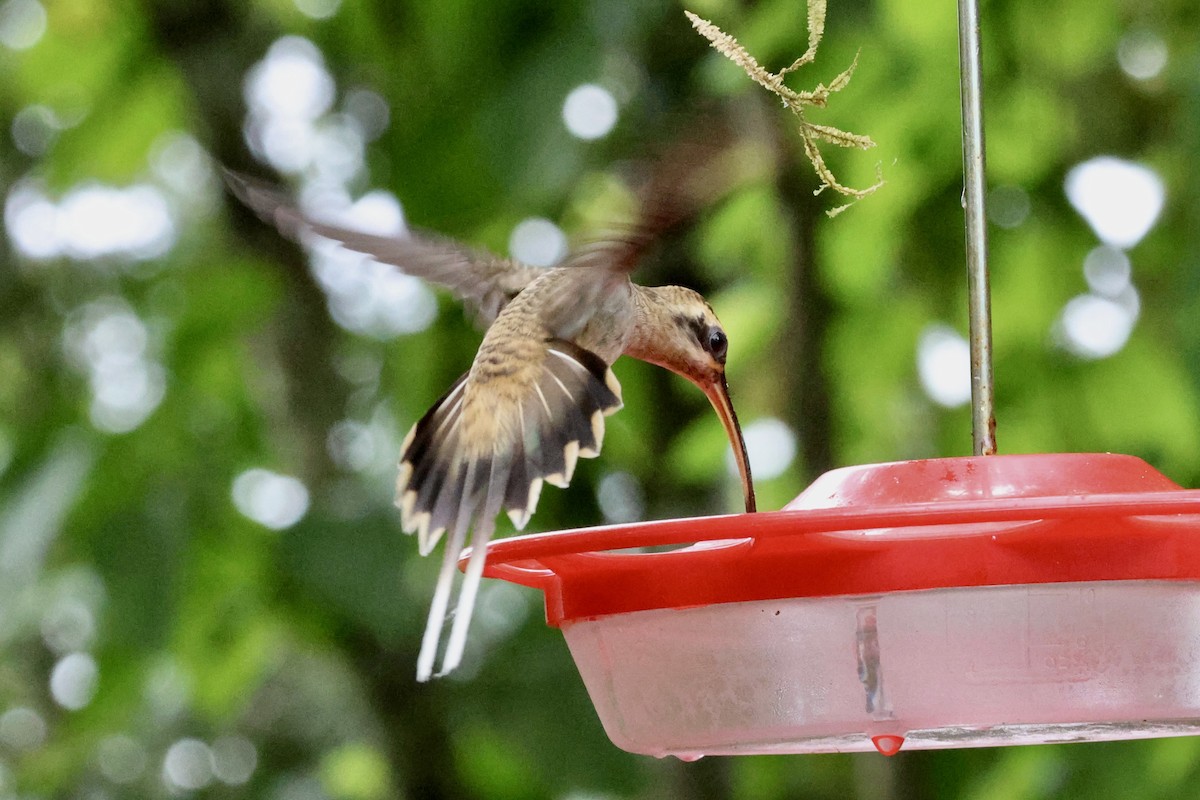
top-left (226, 168), bottom-right (757, 681)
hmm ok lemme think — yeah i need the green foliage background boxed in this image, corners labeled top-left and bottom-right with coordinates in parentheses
top-left (3, 0), bottom-right (1200, 797)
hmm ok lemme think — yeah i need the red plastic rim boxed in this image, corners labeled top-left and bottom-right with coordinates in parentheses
top-left (475, 453), bottom-right (1200, 626)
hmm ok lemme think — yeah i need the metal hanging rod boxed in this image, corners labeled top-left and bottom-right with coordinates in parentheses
top-left (957, 0), bottom-right (997, 456)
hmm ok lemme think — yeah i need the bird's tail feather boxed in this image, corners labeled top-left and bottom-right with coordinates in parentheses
top-left (408, 341), bottom-right (623, 680)
top-left (437, 450), bottom-right (510, 677)
top-left (416, 458), bottom-right (480, 682)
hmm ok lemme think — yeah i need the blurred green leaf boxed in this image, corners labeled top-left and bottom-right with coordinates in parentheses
top-left (321, 742), bottom-right (394, 800)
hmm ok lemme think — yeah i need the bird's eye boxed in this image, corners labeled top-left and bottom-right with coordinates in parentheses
top-left (705, 326), bottom-right (728, 362)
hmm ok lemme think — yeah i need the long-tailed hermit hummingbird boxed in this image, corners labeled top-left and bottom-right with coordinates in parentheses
top-left (226, 167), bottom-right (757, 680)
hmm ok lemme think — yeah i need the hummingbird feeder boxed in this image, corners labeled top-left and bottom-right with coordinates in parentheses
top-left (471, 0), bottom-right (1200, 757)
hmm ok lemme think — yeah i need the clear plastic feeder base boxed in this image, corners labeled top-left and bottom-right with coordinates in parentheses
top-left (563, 581), bottom-right (1200, 757)
top-left (480, 454), bottom-right (1200, 756)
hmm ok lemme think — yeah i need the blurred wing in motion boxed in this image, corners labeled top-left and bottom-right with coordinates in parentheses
top-left (224, 169), bottom-right (543, 326)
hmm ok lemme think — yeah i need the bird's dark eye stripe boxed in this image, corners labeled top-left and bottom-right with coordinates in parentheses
top-left (674, 314), bottom-right (727, 360)
top-left (683, 315), bottom-right (709, 346)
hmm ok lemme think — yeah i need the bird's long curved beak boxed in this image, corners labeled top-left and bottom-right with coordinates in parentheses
top-left (701, 374), bottom-right (756, 513)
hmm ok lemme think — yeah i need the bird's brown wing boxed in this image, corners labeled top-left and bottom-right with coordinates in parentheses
top-left (224, 170), bottom-right (542, 327)
top-left (400, 337), bottom-right (623, 680)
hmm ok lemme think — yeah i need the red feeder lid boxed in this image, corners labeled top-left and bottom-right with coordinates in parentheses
top-left (480, 453), bottom-right (1200, 626)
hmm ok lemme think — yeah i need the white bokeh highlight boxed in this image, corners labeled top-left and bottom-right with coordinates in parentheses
top-left (301, 190), bottom-right (440, 339)
top-left (0, 707), bottom-right (46, 750)
top-left (151, 132), bottom-right (214, 203)
top-left (597, 471), bottom-right (645, 524)
top-left (49, 652), bottom-right (99, 710)
top-left (1065, 157), bottom-right (1164, 249)
top-left (59, 185), bottom-right (175, 260)
top-left (163, 738), bottom-right (214, 792)
top-left (1082, 245), bottom-right (1132, 298)
top-left (917, 325), bottom-right (972, 408)
top-left (144, 660), bottom-right (191, 722)
top-left (232, 469), bottom-right (310, 530)
top-left (327, 420), bottom-right (379, 473)
top-left (730, 417), bottom-right (797, 481)
top-left (211, 735), bottom-right (257, 785)
top-left (987, 184), bottom-right (1031, 229)
top-left (563, 84), bottom-right (618, 140)
top-left (241, 37), bottom-right (419, 344)
top-left (1059, 156), bottom-right (1155, 359)
top-left (243, 37), bottom-right (344, 175)
top-left (1057, 293), bottom-right (1137, 360)
top-left (12, 104), bottom-right (60, 156)
top-left (509, 217), bottom-right (567, 268)
top-left (62, 299), bottom-right (167, 434)
top-left (6, 181), bottom-right (176, 263)
top-left (294, 0), bottom-right (340, 20)
top-left (0, 0), bottom-right (45, 50)
top-left (312, 248), bottom-right (438, 338)
top-left (1118, 30), bottom-right (1168, 81)
top-left (40, 597), bottom-right (96, 654)
top-left (471, 582), bottom-right (533, 650)
top-left (244, 37), bottom-right (334, 124)
top-left (98, 735), bottom-right (148, 784)
top-left (344, 88), bottom-right (390, 141)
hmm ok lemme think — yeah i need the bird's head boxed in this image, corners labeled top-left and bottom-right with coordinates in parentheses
top-left (628, 285), bottom-right (756, 513)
